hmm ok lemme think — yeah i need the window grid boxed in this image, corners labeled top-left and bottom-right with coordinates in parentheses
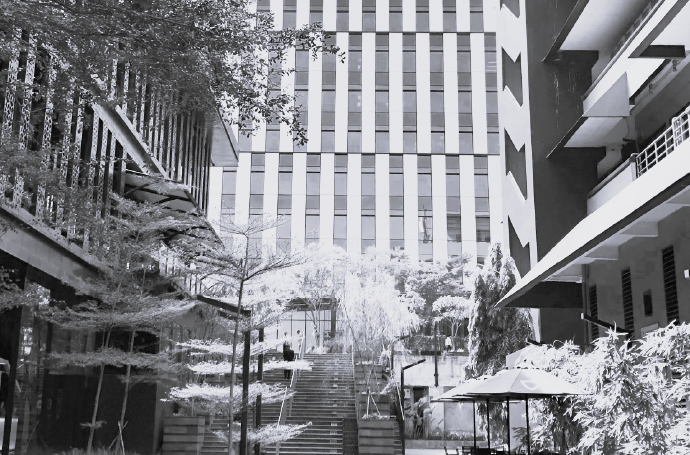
top-left (277, 153), bottom-right (292, 252)
top-left (334, 154), bottom-right (347, 249)
top-left (589, 285), bottom-right (599, 339)
top-left (446, 155), bottom-right (461, 257)
top-left (305, 154), bottom-right (321, 244)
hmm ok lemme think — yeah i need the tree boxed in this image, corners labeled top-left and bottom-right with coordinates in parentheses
top-left (283, 244), bottom-right (345, 352)
top-left (1, 0), bottom-right (342, 144)
top-left (519, 324), bottom-right (690, 455)
top-left (405, 256), bottom-right (470, 320)
top-left (179, 216), bottom-right (306, 455)
top-left (465, 243), bottom-right (533, 378)
top-left (431, 296), bottom-right (471, 350)
top-left (39, 194), bottom-right (210, 453)
top-left (169, 336), bottom-right (313, 451)
top-left (465, 243), bottom-right (534, 447)
top-left (339, 249), bottom-right (421, 416)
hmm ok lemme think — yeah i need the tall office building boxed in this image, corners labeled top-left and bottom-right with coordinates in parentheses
top-left (211, 0), bottom-right (504, 264)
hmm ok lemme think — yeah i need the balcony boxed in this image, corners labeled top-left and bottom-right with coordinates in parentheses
top-left (637, 103), bottom-right (690, 175)
top-left (587, 155), bottom-right (638, 214)
top-left (587, 103), bottom-right (690, 213)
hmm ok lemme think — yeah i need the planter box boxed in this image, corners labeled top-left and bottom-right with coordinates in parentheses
top-left (162, 416), bottom-right (206, 455)
top-left (358, 418), bottom-right (396, 455)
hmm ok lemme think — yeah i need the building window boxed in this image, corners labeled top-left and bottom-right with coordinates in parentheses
top-left (588, 285), bottom-right (599, 338)
top-left (470, 0), bottom-right (483, 32)
top-left (475, 173), bottom-right (489, 213)
top-left (416, 0), bottom-right (430, 32)
top-left (363, 13), bottom-right (376, 31)
top-left (322, 131), bottom-right (335, 152)
top-left (362, 216), bottom-right (376, 253)
top-left (485, 34), bottom-right (498, 90)
top-left (348, 131), bottom-right (362, 153)
top-left (390, 216), bottom-right (404, 250)
top-left (443, 0), bottom-right (457, 31)
top-left (430, 91), bottom-right (444, 132)
top-left (459, 133), bottom-right (473, 154)
top-left (488, 132), bottom-right (500, 155)
top-left (476, 217), bottom-right (490, 243)
top-left (250, 166), bottom-right (265, 215)
top-left (403, 132), bottom-right (417, 154)
top-left (458, 91), bottom-right (473, 128)
top-left (334, 215), bottom-right (347, 250)
top-left (621, 268), bottom-right (634, 332)
top-left (390, 0), bottom-right (403, 31)
top-left (643, 290), bottom-right (653, 317)
top-left (431, 133), bottom-right (445, 154)
top-left (306, 215), bottom-right (320, 245)
top-left (376, 132), bottom-right (390, 153)
top-left (390, 173), bottom-right (404, 215)
top-left (221, 170), bottom-right (237, 219)
top-left (662, 246), bottom-right (679, 324)
top-left (362, 172), bottom-right (376, 213)
top-left (486, 92), bottom-right (499, 128)
top-left (334, 155), bottom-right (347, 219)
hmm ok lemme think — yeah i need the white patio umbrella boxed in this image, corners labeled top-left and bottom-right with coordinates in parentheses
top-left (463, 368), bottom-right (589, 454)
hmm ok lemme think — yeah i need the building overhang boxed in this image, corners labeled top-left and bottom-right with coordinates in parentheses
top-left (548, 0), bottom-right (690, 154)
top-left (124, 171), bottom-right (200, 214)
top-left (549, 0), bottom-right (653, 56)
top-left (499, 138), bottom-right (690, 309)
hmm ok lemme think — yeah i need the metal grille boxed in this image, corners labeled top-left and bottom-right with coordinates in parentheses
top-left (662, 246), bottom-right (679, 324)
top-left (621, 269), bottom-right (634, 332)
top-left (588, 285), bottom-right (599, 339)
top-left (637, 104), bottom-right (690, 175)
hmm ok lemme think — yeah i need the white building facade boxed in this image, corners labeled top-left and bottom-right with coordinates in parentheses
top-left (210, 0), bottom-right (503, 264)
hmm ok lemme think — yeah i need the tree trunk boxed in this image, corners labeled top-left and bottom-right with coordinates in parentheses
top-left (228, 257), bottom-right (247, 455)
top-left (87, 329), bottom-right (111, 454)
top-left (119, 331), bottom-right (136, 431)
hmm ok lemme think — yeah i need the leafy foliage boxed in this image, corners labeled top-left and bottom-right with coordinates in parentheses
top-left (0, 0), bottom-right (342, 143)
top-left (520, 324), bottom-right (690, 455)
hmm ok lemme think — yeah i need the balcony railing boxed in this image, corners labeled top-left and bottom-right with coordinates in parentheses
top-left (637, 104), bottom-right (690, 176)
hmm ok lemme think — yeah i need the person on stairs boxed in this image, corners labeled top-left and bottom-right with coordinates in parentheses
top-left (284, 348), bottom-right (295, 380)
top-left (283, 333), bottom-right (292, 379)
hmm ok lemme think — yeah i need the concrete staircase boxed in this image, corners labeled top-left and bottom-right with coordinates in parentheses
top-left (270, 353), bottom-right (357, 455)
top-left (200, 366), bottom-right (290, 455)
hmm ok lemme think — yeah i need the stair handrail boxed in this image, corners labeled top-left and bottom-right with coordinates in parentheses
top-left (352, 345), bottom-right (360, 419)
top-left (393, 380), bottom-right (406, 454)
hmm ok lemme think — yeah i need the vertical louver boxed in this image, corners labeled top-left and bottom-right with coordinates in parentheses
top-left (621, 268), bottom-right (634, 333)
top-left (588, 285), bottom-right (599, 339)
top-left (662, 246), bottom-right (679, 324)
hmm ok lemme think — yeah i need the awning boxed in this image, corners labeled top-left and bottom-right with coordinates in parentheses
top-left (499, 138), bottom-right (690, 309)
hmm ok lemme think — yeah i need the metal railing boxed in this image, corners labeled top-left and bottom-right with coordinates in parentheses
top-left (637, 104), bottom-right (690, 176)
